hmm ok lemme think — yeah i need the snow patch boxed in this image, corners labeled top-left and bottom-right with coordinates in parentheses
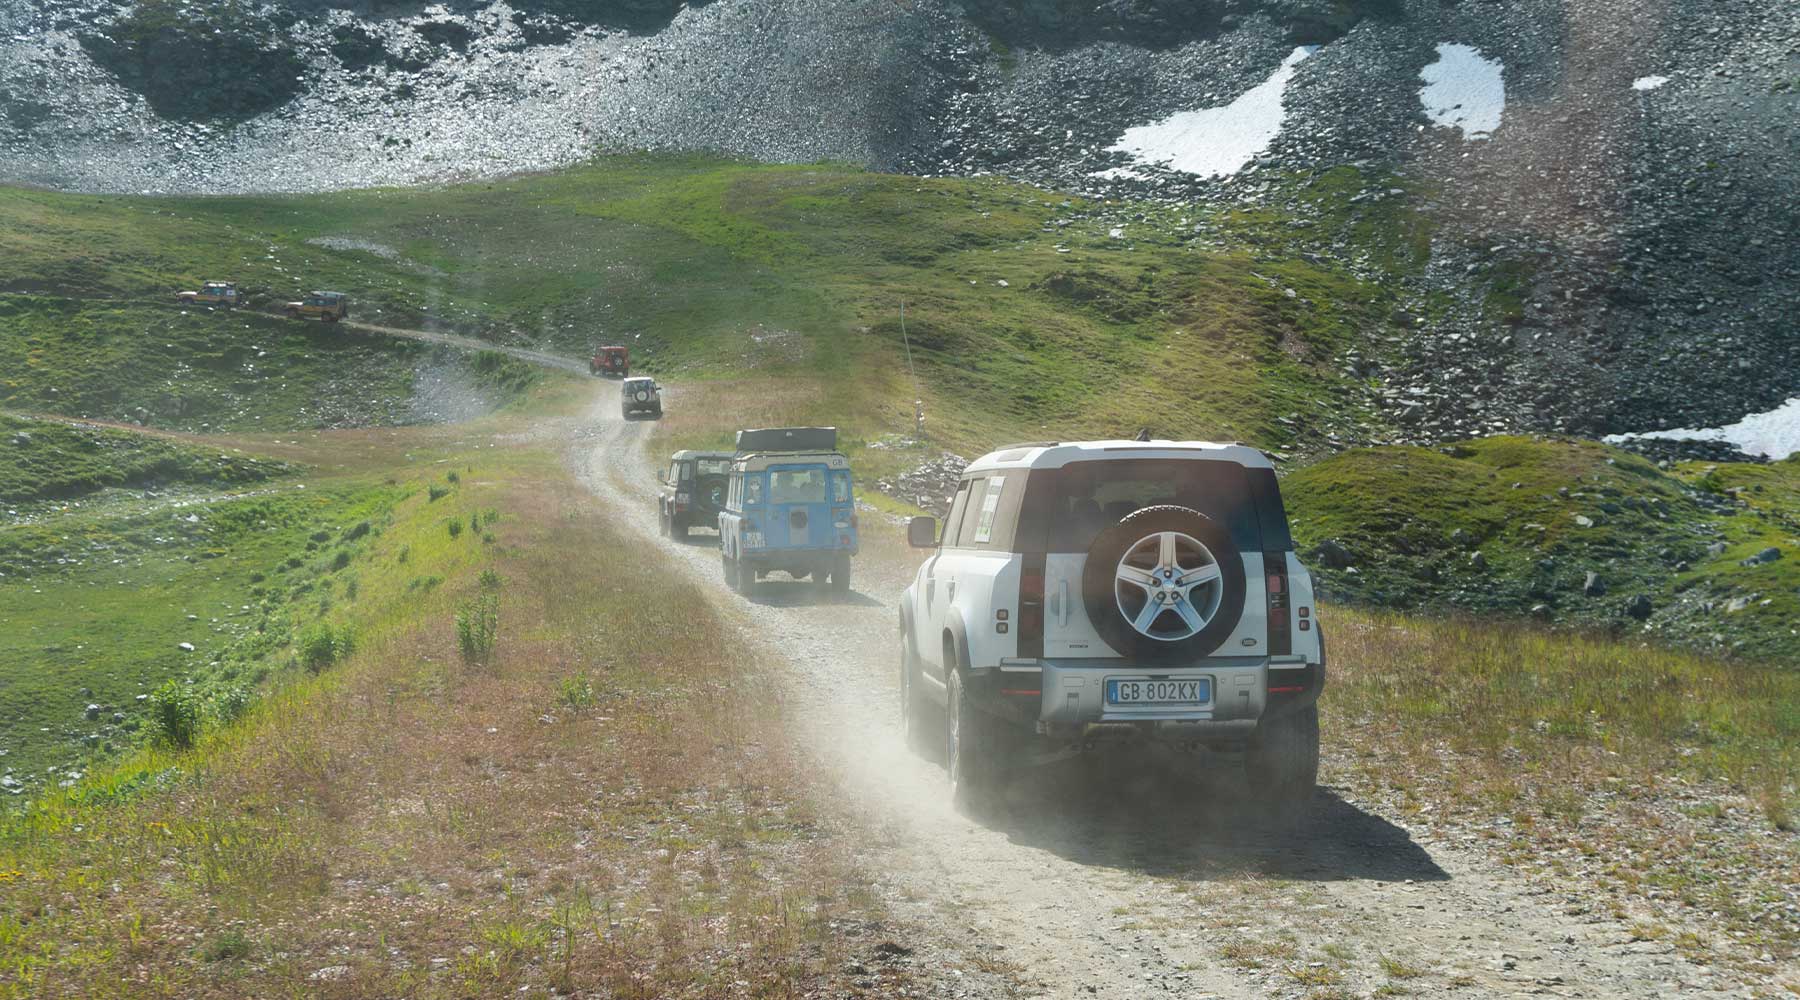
top-left (1632, 75), bottom-right (1670, 91)
top-left (1419, 43), bottom-right (1505, 139)
top-left (1606, 397), bottom-right (1800, 460)
top-left (1096, 46), bottom-right (1316, 179)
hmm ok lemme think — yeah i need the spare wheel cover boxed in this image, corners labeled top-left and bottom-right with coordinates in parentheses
top-left (1079, 505), bottom-right (1246, 661)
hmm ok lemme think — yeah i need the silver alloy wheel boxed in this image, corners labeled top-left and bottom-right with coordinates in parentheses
top-left (1113, 530), bottom-right (1224, 641)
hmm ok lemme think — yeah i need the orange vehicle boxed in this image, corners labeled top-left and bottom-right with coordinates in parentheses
top-left (590, 345), bottom-right (629, 377)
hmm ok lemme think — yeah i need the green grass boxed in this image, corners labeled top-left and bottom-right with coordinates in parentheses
top-left (0, 296), bottom-right (539, 432)
top-left (0, 155), bottom-right (1408, 459)
top-left (0, 475), bottom-right (404, 783)
top-left (1285, 436), bottom-right (1800, 660)
top-left (0, 413), bottom-right (289, 505)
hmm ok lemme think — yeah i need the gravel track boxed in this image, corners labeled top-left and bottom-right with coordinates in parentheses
top-left (568, 384), bottom-right (1744, 1000)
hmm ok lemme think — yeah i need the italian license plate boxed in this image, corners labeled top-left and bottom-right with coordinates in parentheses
top-left (1107, 678), bottom-right (1208, 705)
top-left (744, 532), bottom-right (765, 548)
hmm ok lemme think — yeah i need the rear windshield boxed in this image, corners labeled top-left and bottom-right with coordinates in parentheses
top-left (768, 466), bottom-right (829, 503)
top-left (1014, 459), bottom-right (1286, 553)
top-left (695, 459), bottom-right (731, 476)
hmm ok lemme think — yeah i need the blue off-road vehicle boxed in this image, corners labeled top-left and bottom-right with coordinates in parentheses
top-left (719, 427), bottom-right (859, 596)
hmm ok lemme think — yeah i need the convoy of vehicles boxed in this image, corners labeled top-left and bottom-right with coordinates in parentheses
top-left (894, 439), bottom-right (1324, 816)
top-left (284, 290), bottom-right (349, 322)
top-left (659, 450), bottom-right (734, 539)
top-left (591, 345), bottom-right (630, 377)
top-left (620, 376), bottom-right (663, 419)
top-left (176, 281), bottom-right (239, 307)
top-left (716, 427), bottom-right (858, 596)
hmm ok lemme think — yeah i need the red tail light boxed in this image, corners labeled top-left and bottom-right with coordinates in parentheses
top-left (1017, 552), bottom-right (1046, 658)
top-left (1264, 553), bottom-right (1291, 656)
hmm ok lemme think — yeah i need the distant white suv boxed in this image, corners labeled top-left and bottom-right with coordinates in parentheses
top-left (898, 439), bottom-right (1325, 816)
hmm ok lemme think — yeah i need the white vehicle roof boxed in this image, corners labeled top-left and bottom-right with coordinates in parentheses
top-left (964, 439), bottom-right (1273, 475)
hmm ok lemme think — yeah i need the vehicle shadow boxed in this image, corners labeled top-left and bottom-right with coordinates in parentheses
top-left (973, 758), bottom-right (1449, 884)
top-left (741, 577), bottom-right (886, 609)
top-left (670, 531), bottom-right (722, 547)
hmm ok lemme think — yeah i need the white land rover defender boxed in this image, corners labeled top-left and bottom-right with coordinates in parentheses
top-left (898, 440), bottom-right (1325, 815)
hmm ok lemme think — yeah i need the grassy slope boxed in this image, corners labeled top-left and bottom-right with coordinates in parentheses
top-left (1284, 438), bottom-right (1800, 660)
top-left (0, 412), bottom-right (289, 505)
top-left (0, 296), bottom-right (544, 433)
top-left (0, 382), bottom-right (894, 999)
top-left (0, 157), bottom-right (1406, 462)
top-left (0, 464), bottom-right (403, 781)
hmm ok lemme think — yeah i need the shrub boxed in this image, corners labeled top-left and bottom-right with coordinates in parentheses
top-left (199, 928), bottom-right (252, 963)
top-left (397, 545), bottom-right (410, 564)
top-left (211, 686), bottom-right (252, 725)
top-left (558, 673), bottom-right (596, 715)
top-left (478, 568), bottom-right (502, 590)
top-left (298, 622), bottom-right (353, 672)
top-left (482, 508), bottom-right (500, 526)
top-left (446, 471), bottom-right (460, 484)
top-left (330, 549), bottom-right (352, 571)
top-left (148, 679), bottom-right (203, 749)
top-left (456, 593), bottom-right (499, 665)
top-left (428, 484), bottom-right (450, 502)
top-left (447, 519), bottom-right (463, 539)
top-left (470, 512), bottom-right (481, 536)
top-left (309, 530), bottom-right (331, 543)
top-left (342, 520), bottom-right (371, 542)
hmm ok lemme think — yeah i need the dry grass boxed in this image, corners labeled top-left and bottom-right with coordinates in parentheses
top-left (1322, 607), bottom-right (1800, 959)
top-left (0, 407), bottom-right (895, 998)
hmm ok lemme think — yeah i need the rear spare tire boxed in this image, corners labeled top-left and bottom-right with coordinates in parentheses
top-left (1080, 505), bottom-right (1245, 662)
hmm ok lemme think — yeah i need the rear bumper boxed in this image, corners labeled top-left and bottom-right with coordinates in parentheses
top-left (971, 655), bottom-right (1322, 738)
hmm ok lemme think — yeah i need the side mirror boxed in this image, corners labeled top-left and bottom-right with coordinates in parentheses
top-left (906, 515), bottom-right (938, 549)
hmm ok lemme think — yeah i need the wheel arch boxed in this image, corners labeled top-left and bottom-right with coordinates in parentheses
top-left (941, 611), bottom-right (972, 675)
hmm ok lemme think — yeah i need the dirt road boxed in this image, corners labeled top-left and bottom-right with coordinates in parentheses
top-left (569, 385), bottom-right (1747, 1000)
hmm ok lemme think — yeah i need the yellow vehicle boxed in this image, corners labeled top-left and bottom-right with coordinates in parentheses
top-left (284, 291), bottom-right (348, 322)
top-left (176, 281), bottom-right (239, 307)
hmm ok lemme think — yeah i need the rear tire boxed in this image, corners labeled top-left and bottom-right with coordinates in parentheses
top-left (1247, 705), bottom-right (1319, 828)
top-left (676, 523), bottom-right (690, 541)
top-left (830, 553), bottom-right (851, 597)
top-left (948, 667), bottom-right (1002, 814)
top-left (286, 309), bottom-right (300, 319)
top-left (722, 553), bottom-right (740, 593)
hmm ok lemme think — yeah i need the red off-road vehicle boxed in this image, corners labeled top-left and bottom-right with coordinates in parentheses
top-left (590, 346), bottom-right (629, 377)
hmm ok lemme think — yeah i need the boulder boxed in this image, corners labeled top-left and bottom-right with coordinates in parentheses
top-left (1583, 571), bottom-right (1606, 597)
top-left (1624, 594), bottom-right (1653, 621)
top-left (1310, 538), bottom-right (1354, 569)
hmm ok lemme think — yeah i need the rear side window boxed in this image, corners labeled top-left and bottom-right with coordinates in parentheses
top-left (1249, 468), bottom-right (1293, 551)
top-left (1014, 459), bottom-right (1264, 553)
top-left (954, 477), bottom-right (990, 548)
top-left (940, 482), bottom-right (972, 548)
top-left (831, 471), bottom-right (852, 503)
